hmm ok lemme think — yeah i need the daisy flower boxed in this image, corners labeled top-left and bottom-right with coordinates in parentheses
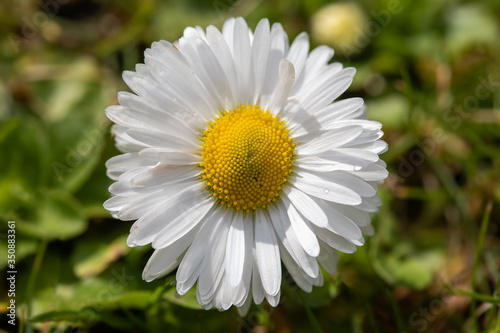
top-left (104, 17), bottom-right (388, 314)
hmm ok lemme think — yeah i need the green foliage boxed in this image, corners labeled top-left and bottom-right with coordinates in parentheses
top-left (1, 0), bottom-right (499, 332)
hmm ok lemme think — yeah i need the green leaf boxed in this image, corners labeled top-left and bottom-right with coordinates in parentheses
top-left (73, 234), bottom-right (129, 279)
top-left (95, 290), bottom-right (153, 311)
top-left (284, 269), bottom-right (341, 308)
top-left (365, 94), bottom-right (410, 131)
top-left (17, 190), bottom-right (87, 241)
top-left (0, 236), bottom-right (38, 269)
top-left (30, 310), bottom-right (84, 323)
top-left (445, 4), bottom-right (498, 57)
top-left (30, 309), bottom-right (137, 330)
top-left (375, 244), bottom-right (444, 289)
top-left (164, 286), bottom-right (203, 310)
top-left (0, 117), bottom-right (49, 216)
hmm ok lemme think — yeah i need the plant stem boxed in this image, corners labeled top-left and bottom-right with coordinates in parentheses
top-left (24, 239), bottom-right (48, 333)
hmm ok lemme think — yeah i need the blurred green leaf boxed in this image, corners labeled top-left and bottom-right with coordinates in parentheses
top-left (0, 236), bottom-right (37, 269)
top-left (30, 310), bottom-right (85, 323)
top-left (366, 94), bottom-right (409, 131)
top-left (73, 234), bottom-right (129, 279)
top-left (164, 287), bottom-right (203, 310)
top-left (95, 290), bottom-right (153, 311)
top-left (0, 117), bottom-right (49, 216)
top-left (283, 270), bottom-right (341, 308)
top-left (17, 190), bottom-right (87, 241)
top-left (375, 244), bottom-right (444, 289)
top-left (445, 4), bottom-right (499, 57)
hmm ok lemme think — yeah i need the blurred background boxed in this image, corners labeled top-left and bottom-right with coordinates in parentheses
top-left (1, 0), bottom-right (499, 332)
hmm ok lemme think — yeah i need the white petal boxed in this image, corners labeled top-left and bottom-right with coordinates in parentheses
top-left (251, 245), bottom-right (265, 304)
top-left (314, 97), bottom-right (364, 122)
top-left (314, 199), bottom-right (363, 240)
top-left (298, 126), bottom-right (363, 155)
top-left (282, 197), bottom-right (320, 257)
top-left (313, 227), bottom-right (357, 253)
top-left (251, 18), bottom-right (271, 103)
top-left (142, 236), bottom-right (192, 282)
top-left (279, 244), bottom-right (313, 292)
top-left (317, 240), bottom-right (340, 275)
top-left (284, 187), bottom-right (327, 227)
top-left (254, 210), bottom-right (281, 296)
top-left (127, 182), bottom-right (207, 246)
top-left (297, 170), bottom-right (376, 198)
top-left (206, 25), bottom-right (238, 103)
top-left (266, 289), bottom-right (281, 307)
top-left (176, 212), bottom-right (220, 293)
top-left (116, 91), bottom-right (203, 133)
top-left (225, 213), bottom-right (246, 287)
top-left (267, 59), bottom-right (295, 115)
top-left (260, 23), bottom-right (288, 107)
top-left (195, 37), bottom-right (235, 108)
top-left (198, 209), bottom-right (230, 297)
top-left (270, 203), bottom-right (319, 278)
top-left (237, 292), bottom-right (253, 316)
top-left (152, 197), bottom-right (214, 249)
top-left (105, 153), bottom-right (155, 180)
top-left (126, 128), bottom-right (198, 153)
top-left (129, 164), bottom-right (199, 188)
top-left (139, 148), bottom-right (200, 165)
top-left (233, 17), bottom-right (253, 103)
top-left (293, 175), bottom-right (362, 205)
top-left (286, 32), bottom-right (309, 80)
top-left (112, 125), bottom-right (149, 153)
top-left (222, 18), bottom-right (236, 53)
top-left (360, 224), bottom-right (375, 236)
top-left (233, 213), bottom-right (254, 305)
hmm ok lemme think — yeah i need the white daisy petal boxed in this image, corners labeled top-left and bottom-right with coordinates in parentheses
top-left (143, 236), bottom-right (193, 282)
top-left (251, 18), bottom-right (271, 103)
top-left (232, 213), bottom-right (254, 305)
top-left (293, 174), bottom-right (362, 205)
top-left (270, 204), bottom-right (320, 278)
top-left (298, 125), bottom-right (364, 155)
top-left (297, 170), bottom-right (376, 198)
top-left (313, 226), bottom-right (357, 253)
top-left (206, 25), bottom-right (239, 103)
top-left (317, 239), bottom-right (340, 275)
top-left (268, 59), bottom-right (295, 115)
top-left (112, 125), bottom-right (150, 153)
top-left (127, 182), bottom-right (207, 246)
top-left (195, 37), bottom-right (235, 108)
top-left (152, 197), bottom-right (214, 249)
top-left (254, 210), bottom-right (281, 296)
top-left (286, 32), bottom-right (309, 80)
top-left (105, 152), bottom-right (155, 180)
top-left (260, 22), bottom-right (289, 107)
top-left (233, 17), bottom-right (253, 103)
top-left (284, 186), bottom-right (327, 227)
top-left (198, 209), bottom-right (229, 297)
top-left (279, 245), bottom-right (313, 292)
top-left (225, 213), bottom-right (246, 287)
top-left (126, 128), bottom-right (199, 152)
top-left (222, 18), bottom-right (236, 53)
top-left (251, 245), bottom-right (265, 304)
top-left (138, 148), bottom-right (200, 165)
top-left (176, 212), bottom-right (220, 293)
top-left (282, 197), bottom-right (321, 258)
top-left (104, 17), bottom-right (388, 312)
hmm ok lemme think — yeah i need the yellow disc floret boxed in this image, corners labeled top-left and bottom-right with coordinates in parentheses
top-left (200, 105), bottom-right (295, 212)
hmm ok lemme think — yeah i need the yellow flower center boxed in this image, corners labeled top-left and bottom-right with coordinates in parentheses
top-left (200, 105), bottom-right (295, 212)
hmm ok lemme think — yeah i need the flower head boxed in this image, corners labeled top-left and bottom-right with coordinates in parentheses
top-left (104, 17), bottom-right (388, 314)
